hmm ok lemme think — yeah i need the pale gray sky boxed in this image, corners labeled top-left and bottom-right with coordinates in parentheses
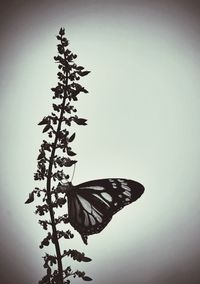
top-left (0, 1), bottom-right (200, 283)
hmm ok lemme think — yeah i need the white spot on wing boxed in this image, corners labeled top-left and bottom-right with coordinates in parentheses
top-left (84, 211), bottom-right (89, 226)
top-left (123, 190), bottom-right (131, 197)
top-left (93, 193), bottom-right (110, 207)
top-left (89, 215), bottom-right (96, 225)
top-left (79, 186), bottom-right (105, 191)
top-left (101, 192), bottom-right (112, 202)
top-left (77, 195), bottom-right (92, 213)
top-left (121, 184), bottom-right (131, 191)
top-left (112, 183), bottom-right (117, 189)
top-left (92, 209), bottom-right (103, 223)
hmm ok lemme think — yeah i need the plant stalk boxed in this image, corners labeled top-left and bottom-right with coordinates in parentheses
top-left (46, 62), bottom-right (69, 283)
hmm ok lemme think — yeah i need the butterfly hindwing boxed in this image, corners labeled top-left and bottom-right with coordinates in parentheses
top-left (66, 178), bottom-right (144, 244)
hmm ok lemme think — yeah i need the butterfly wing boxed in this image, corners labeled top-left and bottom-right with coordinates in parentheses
top-left (67, 178), bottom-right (144, 244)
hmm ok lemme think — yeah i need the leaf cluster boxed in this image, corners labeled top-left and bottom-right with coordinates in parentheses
top-left (39, 249), bottom-right (92, 284)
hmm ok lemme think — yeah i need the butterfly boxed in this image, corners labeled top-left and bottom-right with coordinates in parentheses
top-left (59, 178), bottom-right (144, 244)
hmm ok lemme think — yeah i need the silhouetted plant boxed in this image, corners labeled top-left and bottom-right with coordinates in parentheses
top-left (25, 28), bottom-right (92, 284)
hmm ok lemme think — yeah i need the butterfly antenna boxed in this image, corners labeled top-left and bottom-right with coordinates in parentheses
top-left (70, 163), bottom-right (76, 183)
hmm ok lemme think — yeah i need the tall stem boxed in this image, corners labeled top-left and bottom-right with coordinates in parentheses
top-left (46, 57), bottom-right (69, 283)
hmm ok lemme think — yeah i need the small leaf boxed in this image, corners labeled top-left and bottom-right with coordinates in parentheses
top-left (57, 45), bottom-right (64, 54)
top-left (25, 191), bottom-right (34, 204)
top-left (77, 70), bottom-right (91, 77)
top-left (62, 38), bottom-right (69, 47)
top-left (73, 117), bottom-right (87, 126)
top-left (42, 238), bottom-right (49, 247)
top-left (65, 159), bottom-right (77, 167)
top-left (67, 149), bottom-right (76, 156)
top-left (68, 133), bottom-right (76, 142)
top-left (59, 28), bottom-right (65, 36)
top-left (43, 143), bottom-right (51, 152)
top-left (37, 151), bottom-right (45, 160)
top-left (77, 66), bottom-right (84, 71)
top-left (82, 256), bottom-right (92, 262)
top-left (82, 88), bottom-right (89, 94)
top-left (82, 276), bottom-right (93, 281)
top-left (56, 157), bottom-right (77, 167)
top-left (53, 103), bottom-right (60, 112)
top-left (43, 124), bottom-right (51, 133)
top-left (38, 117), bottom-right (49, 125)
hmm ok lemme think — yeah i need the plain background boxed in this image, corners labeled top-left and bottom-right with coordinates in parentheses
top-left (0, 1), bottom-right (200, 283)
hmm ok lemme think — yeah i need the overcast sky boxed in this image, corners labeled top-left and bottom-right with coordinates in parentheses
top-left (0, 1), bottom-right (200, 284)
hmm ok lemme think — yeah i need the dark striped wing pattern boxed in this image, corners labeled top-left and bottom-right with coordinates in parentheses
top-left (66, 178), bottom-right (145, 244)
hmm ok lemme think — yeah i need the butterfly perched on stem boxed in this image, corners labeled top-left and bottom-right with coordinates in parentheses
top-left (58, 178), bottom-right (144, 244)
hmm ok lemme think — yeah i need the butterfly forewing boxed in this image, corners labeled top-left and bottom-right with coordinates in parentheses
top-left (67, 178), bottom-right (144, 244)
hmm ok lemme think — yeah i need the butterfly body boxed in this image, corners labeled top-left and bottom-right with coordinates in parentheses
top-left (62, 178), bottom-right (144, 244)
